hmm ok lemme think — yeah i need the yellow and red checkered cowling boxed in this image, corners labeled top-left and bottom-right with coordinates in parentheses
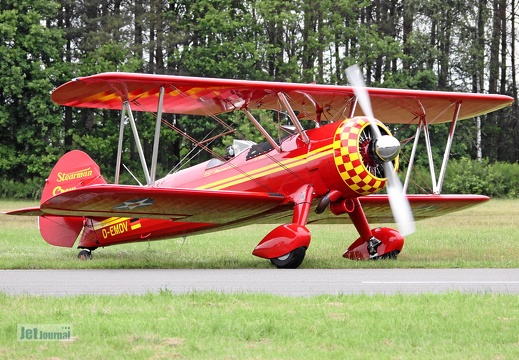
top-left (333, 117), bottom-right (396, 196)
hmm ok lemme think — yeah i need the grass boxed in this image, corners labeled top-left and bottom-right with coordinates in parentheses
top-left (1, 199), bottom-right (518, 359)
top-left (0, 199), bottom-right (518, 269)
top-left (1, 291), bottom-right (518, 359)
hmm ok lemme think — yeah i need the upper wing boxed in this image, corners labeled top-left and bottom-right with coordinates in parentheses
top-left (37, 184), bottom-right (287, 223)
top-left (51, 72), bottom-right (513, 125)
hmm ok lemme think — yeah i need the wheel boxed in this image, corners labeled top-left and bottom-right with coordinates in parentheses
top-left (270, 247), bottom-right (306, 269)
top-left (371, 250), bottom-right (399, 260)
top-left (77, 249), bottom-right (93, 260)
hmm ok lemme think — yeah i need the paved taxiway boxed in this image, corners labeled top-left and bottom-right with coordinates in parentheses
top-left (1, 268), bottom-right (518, 296)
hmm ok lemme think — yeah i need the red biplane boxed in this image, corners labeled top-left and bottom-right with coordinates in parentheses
top-left (4, 68), bottom-right (513, 268)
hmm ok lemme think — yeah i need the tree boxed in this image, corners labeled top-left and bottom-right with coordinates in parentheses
top-left (0, 0), bottom-right (65, 184)
top-left (2, 0), bottom-right (519, 198)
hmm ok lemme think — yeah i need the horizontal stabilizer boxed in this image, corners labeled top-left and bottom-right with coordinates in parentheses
top-left (3, 207), bottom-right (43, 216)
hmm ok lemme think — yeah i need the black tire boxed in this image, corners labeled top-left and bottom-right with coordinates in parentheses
top-left (77, 249), bottom-right (93, 260)
top-left (270, 247), bottom-right (306, 269)
top-left (372, 250), bottom-right (399, 260)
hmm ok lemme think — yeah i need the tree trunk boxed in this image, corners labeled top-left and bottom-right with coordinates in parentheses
top-left (402, 0), bottom-right (413, 71)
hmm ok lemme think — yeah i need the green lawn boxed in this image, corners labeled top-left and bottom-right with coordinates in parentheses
top-left (1, 199), bottom-right (518, 359)
top-left (1, 292), bottom-right (518, 359)
top-left (0, 199), bottom-right (518, 269)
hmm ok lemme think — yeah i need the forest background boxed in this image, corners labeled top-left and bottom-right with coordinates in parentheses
top-left (1, 0), bottom-right (518, 199)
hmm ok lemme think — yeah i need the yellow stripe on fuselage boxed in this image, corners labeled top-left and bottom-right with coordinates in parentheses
top-left (197, 144), bottom-right (333, 190)
top-left (92, 217), bottom-right (129, 231)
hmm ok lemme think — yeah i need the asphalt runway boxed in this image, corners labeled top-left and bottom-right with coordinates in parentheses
top-left (1, 268), bottom-right (518, 296)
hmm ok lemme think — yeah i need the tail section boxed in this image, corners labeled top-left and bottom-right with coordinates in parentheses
top-left (39, 215), bottom-right (84, 247)
top-left (39, 150), bottom-right (106, 247)
top-left (41, 150), bottom-right (106, 203)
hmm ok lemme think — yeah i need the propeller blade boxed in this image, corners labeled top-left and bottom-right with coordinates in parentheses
top-left (384, 162), bottom-right (416, 236)
top-left (345, 65), bottom-right (381, 138)
top-left (346, 65), bottom-right (415, 236)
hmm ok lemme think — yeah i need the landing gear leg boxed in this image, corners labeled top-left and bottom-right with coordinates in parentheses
top-left (77, 249), bottom-right (93, 260)
top-left (253, 185), bottom-right (314, 269)
top-left (366, 237), bottom-right (382, 258)
top-left (344, 227), bottom-right (404, 260)
top-left (332, 198), bottom-right (404, 260)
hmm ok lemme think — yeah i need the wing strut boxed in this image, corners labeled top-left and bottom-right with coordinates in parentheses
top-left (127, 101), bottom-right (151, 184)
top-left (277, 92), bottom-right (310, 144)
top-left (437, 102), bottom-right (461, 193)
top-left (402, 102), bottom-right (461, 194)
top-left (423, 116), bottom-right (437, 191)
top-left (150, 86), bottom-right (165, 184)
top-left (403, 124), bottom-right (422, 193)
top-left (348, 97), bottom-right (358, 118)
top-left (114, 101), bottom-right (151, 185)
top-left (115, 103), bottom-right (126, 184)
top-left (242, 109), bottom-right (281, 153)
top-left (114, 88), bottom-right (166, 186)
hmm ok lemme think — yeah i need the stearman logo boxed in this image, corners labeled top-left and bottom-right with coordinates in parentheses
top-left (56, 167), bottom-right (93, 182)
top-left (52, 185), bottom-right (77, 196)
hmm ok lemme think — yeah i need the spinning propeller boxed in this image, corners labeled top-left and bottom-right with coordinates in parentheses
top-left (346, 65), bottom-right (415, 236)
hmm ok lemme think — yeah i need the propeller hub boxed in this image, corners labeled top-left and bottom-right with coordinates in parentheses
top-left (374, 135), bottom-right (400, 162)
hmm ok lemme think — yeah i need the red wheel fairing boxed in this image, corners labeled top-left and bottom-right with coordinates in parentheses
top-left (343, 227), bottom-right (404, 260)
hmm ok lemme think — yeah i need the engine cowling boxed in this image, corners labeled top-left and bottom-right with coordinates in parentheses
top-left (324, 116), bottom-right (399, 198)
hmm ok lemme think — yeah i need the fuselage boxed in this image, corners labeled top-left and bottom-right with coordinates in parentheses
top-left (78, 117), bottom-right (390, 248)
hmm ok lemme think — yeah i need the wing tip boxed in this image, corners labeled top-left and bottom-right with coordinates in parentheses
top-left (3, 207), bottom-right (43, 216)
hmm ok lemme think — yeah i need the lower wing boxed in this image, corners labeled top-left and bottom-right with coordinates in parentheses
top-left (7, 185), bottom-right (287, 224)
top-left (5, 191), bottom-right (488, 226)
top-left (307, 194), bottom-right (489, 224)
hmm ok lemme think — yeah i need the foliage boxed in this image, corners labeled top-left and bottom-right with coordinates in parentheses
top-left (0, 179), bottom-right (43, 200)
top-left (381, 69), bottom-right (439, 90)
top-left (1, 0), bottom-right (518, 197)
top-left (443, 158), bottom-right (519, 198)
top-left (0, 0), bottom-right (65, 183)
top-left (405, 158), bottom-right (519, 198)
